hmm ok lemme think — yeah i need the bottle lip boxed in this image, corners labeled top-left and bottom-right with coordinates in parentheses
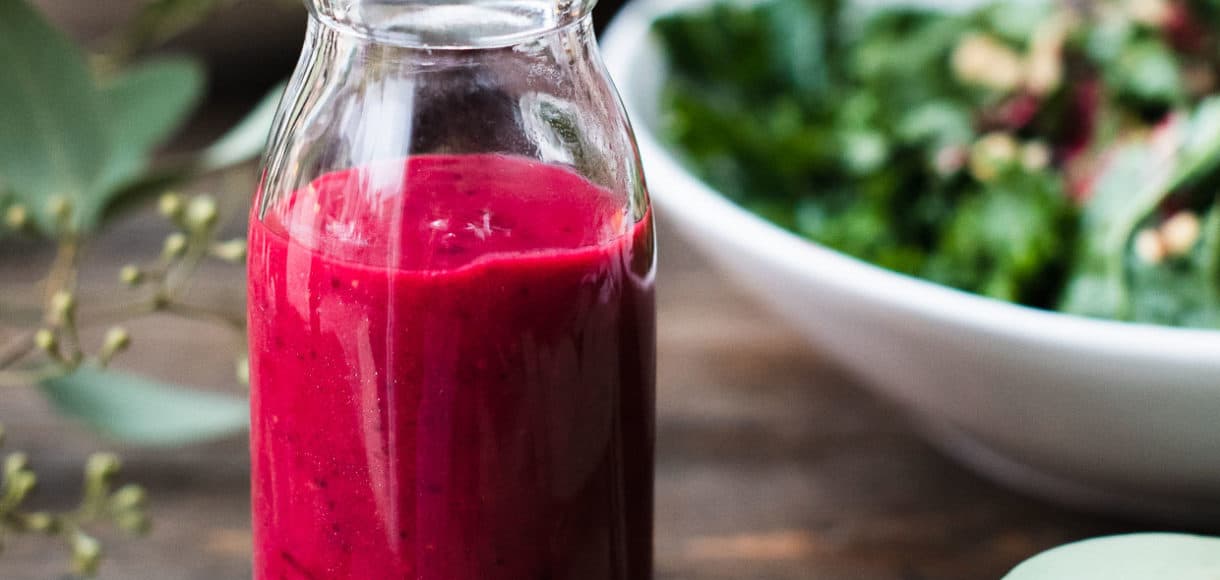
top-left (310, 0), bottom-right (598, 50)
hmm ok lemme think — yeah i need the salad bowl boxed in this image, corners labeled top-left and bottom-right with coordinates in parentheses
top-left (604, 0), bottom-right (1220, 520)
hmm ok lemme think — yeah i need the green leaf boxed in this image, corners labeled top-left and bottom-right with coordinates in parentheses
top-left (1206, 202), bottom-right (1220, 284)
top-left (1063, 99), bottom-right (1220, 321)
top-left (1174, 97), bottom-right (1220, 184)
top-left (1084, 15), bottom-right (1133, 64)
top-left (96, 57), bottom-right (206, 198)
top-left (763, 0), bottom-right (833, 98)
top-left (925, 171), bottom-right (1074, 306)
top-left (982, 0), bottom-right (1053, 44)
top-left (896, 100), bottom-right (972, 148)
top-left (1060, 137), bottom-right (1178, 318)
top-left (41, 367), bottom-right (248, 447)
top-left (1112, 40), bottom-right (1184, 106)
top-left (199, 81), bottom-right (286, 171)
top-left (1004, 534), bottom-right (1220, 579)
top-left (1127, 202), bottom-right (1220, 328)
top-left (840, 130), bottom-right (889, 175)
top-left (0, 0), bottom-right (110, 230)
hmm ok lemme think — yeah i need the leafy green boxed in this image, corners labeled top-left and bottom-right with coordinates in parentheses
top-left (1114, 40), bottom-right (1184, 106)
top-left (763, 0), bottom-right (836, 99)
top-left (1061, 98), bottom-right (1220, 322)
top-left (655, 0), bottom-right (1220, 327)
top-left (926, 171), bottom-right (1075, 304)
top-left (980, 0), bottom-right (1053, 45)
top-left (1059, 140), bottom-right (1176, 319)
top-left (41, 368), bottom-right (248, 447)
top-left (1126, 202), bottom-right (1220, 326)
top-left (654, 2), bottom-right (836, 103)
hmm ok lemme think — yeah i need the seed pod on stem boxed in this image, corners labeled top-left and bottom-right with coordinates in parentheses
top-left (210, 239), bottom-right (247, 263)
top-left (33, 329), bottom-right (61, 360)
top-left (184, 195), bottom-right (219, 233)
top-left (158, 192), bottom-right (185, 222)
top-left (70, 531), bottom-right (102, 576)
top-left (119, 265), bottom-right (144, 287)
top-left (46, 196), bottom-right (73, 232)
top-left (98, 327), bottom-right (132, 368)
top-left (49, 291), bottom-right (76, 326)
top-left (163, 233), bottom-right (189, 260)
top-left (4, 205), bottom-right (28, 231)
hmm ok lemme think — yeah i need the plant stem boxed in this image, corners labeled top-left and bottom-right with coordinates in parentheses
top-left (164, 234), bottom-right (209, 296)
top-left (161, 301), bottom-right (245, 334)
top-left (43, 236), bottom-right (80, 306)
top-left (0, 332), bottom-right (35, 371)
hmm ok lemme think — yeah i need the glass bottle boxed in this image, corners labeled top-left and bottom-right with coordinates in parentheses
top-left (246, 1), bottom-right (655, 579)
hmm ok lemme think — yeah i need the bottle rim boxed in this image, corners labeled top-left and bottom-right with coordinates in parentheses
top-left (309, 0), bottom-right (599, 49)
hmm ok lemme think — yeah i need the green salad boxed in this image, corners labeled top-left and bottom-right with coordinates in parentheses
top-left (654, 0), bottom-right (1220, 328)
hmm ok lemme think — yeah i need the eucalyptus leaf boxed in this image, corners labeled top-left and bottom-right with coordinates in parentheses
top-left (0, 0), bottom-right (110, 230)
top-left (0, 193), bottom-right (11, 238)
top-left (41, 367), bottom-right (248, 447)
top-left (1004, 534), bottom-right (1220, 579)
top-left (96, 57), bottom-right (206, 197)
top-left (199, 81), bottom-right (286, 171)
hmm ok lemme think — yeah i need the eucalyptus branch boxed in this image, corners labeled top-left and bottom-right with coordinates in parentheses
top-left (41, 199), bottom-right (82, 301)
top-left (0, 436), bottom-right (150, 578)
top-left (43, 235), bottom-right (80, 305)
top-left (0, 191), bottom-right (247, 576)
top-left (0, 1), bottom-right (266, 576)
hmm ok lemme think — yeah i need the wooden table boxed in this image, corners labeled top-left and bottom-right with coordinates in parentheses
top-left (0, 203), bottom-right (1133, 579)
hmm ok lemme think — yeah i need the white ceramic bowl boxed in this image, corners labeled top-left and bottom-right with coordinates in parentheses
top-left (603, 0), bottom-right (1220, 520)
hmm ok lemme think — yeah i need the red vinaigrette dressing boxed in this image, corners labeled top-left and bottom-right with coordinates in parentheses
top-left (248, 154), bottom-right (655, 579)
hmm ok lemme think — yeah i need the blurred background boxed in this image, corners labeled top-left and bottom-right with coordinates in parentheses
top-left (0, 0), bottom-right (1175, 578)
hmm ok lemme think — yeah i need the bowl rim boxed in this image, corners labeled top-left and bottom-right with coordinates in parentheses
top-left (602, 0), bottom-right (1220, 359)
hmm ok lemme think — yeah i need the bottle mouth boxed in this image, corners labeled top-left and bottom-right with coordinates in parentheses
top-left (311, 0), bottom-right (597, 49)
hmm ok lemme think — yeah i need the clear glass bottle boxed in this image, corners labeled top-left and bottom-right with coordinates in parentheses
top-left (246, 1), bottom-right (655, 579)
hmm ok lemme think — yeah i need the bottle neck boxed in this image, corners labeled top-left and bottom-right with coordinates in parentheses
top-left (307, 0), bottom-right (598, 49)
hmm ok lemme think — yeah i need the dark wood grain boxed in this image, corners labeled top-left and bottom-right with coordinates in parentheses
top-left (0, 194), bottom-right (1132, 579)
